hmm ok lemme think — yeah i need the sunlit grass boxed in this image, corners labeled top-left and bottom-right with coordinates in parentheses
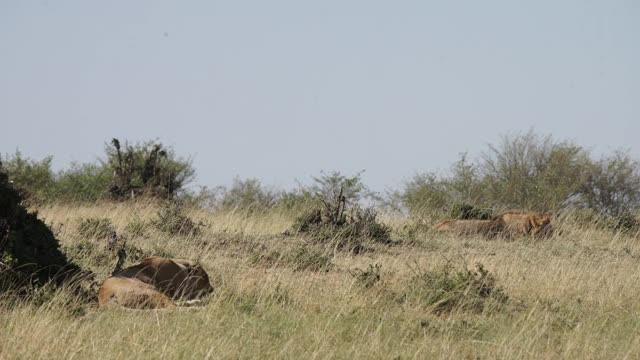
top-left (2, 202), bottom-right (640, 359)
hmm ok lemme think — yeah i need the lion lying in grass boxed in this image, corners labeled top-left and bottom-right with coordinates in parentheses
top-left (98, 256), bottom-right (213, 309)
top-left (434, 211), bottom-right (553, 238)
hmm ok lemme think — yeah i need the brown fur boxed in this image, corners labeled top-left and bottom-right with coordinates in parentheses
top-left (98, 256), bottom-right (213, 309)
top-left (434, 218), bottom-right (505, 237)
top-left (98, 277), bottom-right (176, 309)
top-left (494, 211), bottom-right (553, 238)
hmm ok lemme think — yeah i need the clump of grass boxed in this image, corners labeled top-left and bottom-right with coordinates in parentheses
top-left (151, 202), bottom-right (204, 237)
top-left (396, 221), bottom-right (432, 245)
top-left (227, 283), bottom-right (294, 315)
top-left (249, 249), bottom-right (283, 267)
top-left (404, 261), bottom-right (508, 314)
top-left (267, 283), bottom-right (294, 306)
top-left (351, 263), bottom-right (382, 289)
top-left (288, 245), bottom-right (333, 272)
top-left (124, 215), bottom-right (149, 238)
top-left (63, 237), bottom-right (146, 272)
top-left (291, 188), bottom-right (392, 252)
top-left (148, 243), bottom-right (175, 259)
top-left (563, 208), bottom-right (640, 234)
top-left (77, 217), bottom-right (116, 240)
top-left (250, 245), bottom-right (333, 272)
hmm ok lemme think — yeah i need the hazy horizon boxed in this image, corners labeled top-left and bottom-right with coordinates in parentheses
top-left (1, 1), bottom-right (638, 192)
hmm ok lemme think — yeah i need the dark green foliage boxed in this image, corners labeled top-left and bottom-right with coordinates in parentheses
top-left (52, 163), bottom-right (111, 202)
top-left (0, 161), bottom-right (81, 287)
top-left (404, 262), bottom-right (508, 314)
top-left (2, 138), bottom-right (193, 203)
top-left (1, 152), bottom-right (111, 203)
top-left (152, 202), bottom-right (204, 237)
top-left (448, 203), bottom-right (493, 220)
top-left (578, 151), bottom-right (640, 218)
top-left (106, 138), bottom-right (195, 200)
top-left (1, 151), bottom-right (55, 203)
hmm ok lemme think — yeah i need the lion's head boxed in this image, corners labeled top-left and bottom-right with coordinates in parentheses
top-left (497, 211), bottom-right (553, 238)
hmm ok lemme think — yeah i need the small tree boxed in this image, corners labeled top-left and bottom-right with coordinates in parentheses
top-left (105, 138), bottom-right (195, 200)
top-left (400, 172), bottom-right (450, 217)
top-left (310, 170), bottom-right (377, 205)
top-left (447, 153), bottom-right (484, 205)
top-left (219, 177), bottom-right (277, 210)
top-left (480, 131), bottom-right (591, 211)
top-left (578, 151), bottom-right (640, 218)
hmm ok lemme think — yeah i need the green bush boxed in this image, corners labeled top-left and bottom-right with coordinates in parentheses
top-left (219, 177), bottom-right (276, 211)
top-left (292, 202), bottom-right (392, 252)
top-left (309, 170), bottom-right (378, 205)
top-left (2, 138), bottom-right (194, 203)
top-left (1, 151), bottom-right (55, 203)
top-left (400, 173), bottom-right (455, 219)
top-left (106, 138), bottom-right (195, 200)
top-left (480, 131), bottom-right (592, 211)
top-left (404, 262), bottom-right (508, 314)
top-left (578, 151), bottom-right (640, 218)
top-left (274, 189), bottom-right (318, 213)
top-left (52, 163), bottom-right (111, 202)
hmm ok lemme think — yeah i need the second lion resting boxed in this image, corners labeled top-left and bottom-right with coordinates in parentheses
top-left (434, 211), bottom-right (553, 238)
top-left (98, 256), bottom-right (213, 309)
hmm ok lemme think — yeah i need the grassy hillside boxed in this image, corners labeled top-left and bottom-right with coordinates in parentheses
top-left (2, 202), bottom-right (640, 359)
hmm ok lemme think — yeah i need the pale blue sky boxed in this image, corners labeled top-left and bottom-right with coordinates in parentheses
top-left (1, 0), bottom-right (638, 191)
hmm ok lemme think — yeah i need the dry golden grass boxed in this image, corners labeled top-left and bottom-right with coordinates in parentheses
top-left (2, 202), bottom-right (640, 359)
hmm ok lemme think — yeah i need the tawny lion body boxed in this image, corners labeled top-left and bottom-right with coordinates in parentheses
top-left (98, 256), bottom-right (213, 309)
top-left (98, 277), bottom-right (176, 309)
